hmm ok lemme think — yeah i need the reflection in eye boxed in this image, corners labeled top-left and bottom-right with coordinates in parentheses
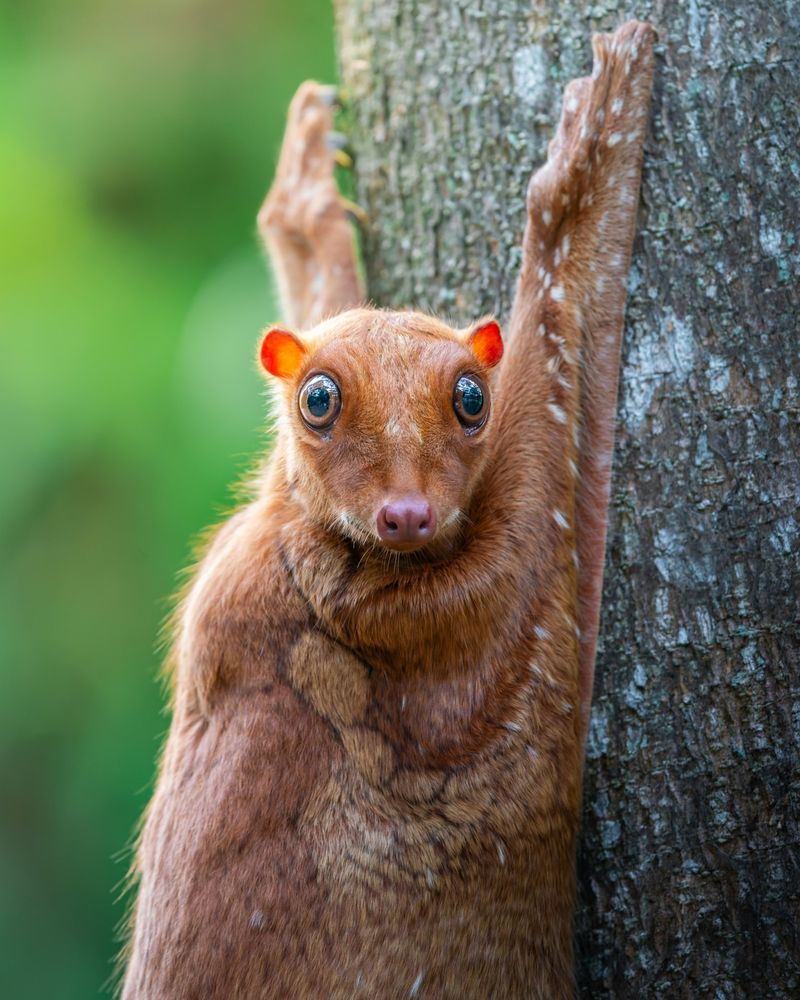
top-left (453, 374), bottom-right (488, 429)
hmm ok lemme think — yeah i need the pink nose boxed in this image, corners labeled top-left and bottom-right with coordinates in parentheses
top-left (376, 495), bottom-right (437, 548)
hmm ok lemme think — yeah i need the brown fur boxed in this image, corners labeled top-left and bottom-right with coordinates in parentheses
top-left (121, 23), bottom-right (655, 999)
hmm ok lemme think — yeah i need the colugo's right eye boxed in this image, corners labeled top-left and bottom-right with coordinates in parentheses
top-left (298, 373), bottom-right (342, 429)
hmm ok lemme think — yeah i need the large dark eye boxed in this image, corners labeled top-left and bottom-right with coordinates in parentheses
top-left (299, 373), bottom-right (341, 429)
top-left (453, 374), bottom-right (488, 430)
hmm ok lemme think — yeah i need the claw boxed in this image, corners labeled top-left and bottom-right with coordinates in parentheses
top-left (340, 197), bottom-right (368, 227)
top-left (327, 132), bottom-right (354, 168)
top-left (334, 149), bottom-right (354, 169)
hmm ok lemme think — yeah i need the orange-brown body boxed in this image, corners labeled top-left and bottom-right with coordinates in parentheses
top-left (122, 23), bottom-right (655, 999)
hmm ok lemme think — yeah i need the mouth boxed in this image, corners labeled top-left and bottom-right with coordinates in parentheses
top-left (375, 536), bottom-right (431, 554)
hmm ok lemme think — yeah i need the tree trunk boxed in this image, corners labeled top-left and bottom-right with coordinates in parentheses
top-left (334, 1), bottom-right (800, 996)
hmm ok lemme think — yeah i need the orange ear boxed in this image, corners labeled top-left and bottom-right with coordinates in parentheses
top-left (259, 327), bottom-right (307, 379)
top-left (468, 320), bottom-right (503, 368)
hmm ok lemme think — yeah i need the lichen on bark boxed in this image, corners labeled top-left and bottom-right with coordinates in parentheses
top-left (334, 0), bottom-right (800, 994)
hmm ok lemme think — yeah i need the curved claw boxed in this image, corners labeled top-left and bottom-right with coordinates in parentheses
top-left (340, 197), bottom-right (368, 227)
top-left (334, 149), bottom-right (354, 169)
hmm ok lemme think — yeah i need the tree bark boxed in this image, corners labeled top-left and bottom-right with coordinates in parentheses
top-left (334, 1), bottom-right (800, 996)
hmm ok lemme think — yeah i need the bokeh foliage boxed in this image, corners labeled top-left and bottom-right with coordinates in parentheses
top-left (0, 1), bottom-right (335, 994)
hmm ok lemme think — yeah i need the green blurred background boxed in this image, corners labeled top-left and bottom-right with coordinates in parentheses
top-left (0, 1), bottom-right (335, 994)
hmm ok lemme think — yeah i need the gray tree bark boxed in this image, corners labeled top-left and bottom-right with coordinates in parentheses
top-left (334, 1), bottom-right (800, 996)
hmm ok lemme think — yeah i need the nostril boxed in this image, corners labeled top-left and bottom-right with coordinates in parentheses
top-left (413, 501), bottom-right (433, 532)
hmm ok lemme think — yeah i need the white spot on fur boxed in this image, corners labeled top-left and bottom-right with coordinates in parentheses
top-left (567, 95), bottom-right (578, 113)
top-left (537, 323), bottom-right (546, 337)
top-left (504, 721), bottom-right (522, 733)
top-left (550, 285), bottom-right (565, 301)
top-left (542, 208), bottom-right (553, 226)
top-left (249, 910), bottom-right (265, 930)
top-left (573, 550), bottom-right (580, 569)
top-left (547, 402), bottom-right (567, 424)
top-left (385, 417), bottom-right (403, 438)
top-left (442, 507), bottom-right (462, 530)
top-left (526, 744), bottom-right (538, 759)
top-left (553, 509), bottom-right (569, 530)
top-left (543, 271), bottom-right (552, 288)
top-left (497, 843), bottom-right (507, 865)
top-left (426, 868), bottom-right (435, 889)
top-left (627, 130), bottom-right (641, 143)
top-left (569, 458), bottom-right (578, 477)
top-left (612, 97), bottom-right (624, 114)
top-left (559, 343), bottom-right (575, 366)
top-left (534, 625), bottom-right (551, 641)
top-left (608, 132), bottom-right (622, 146)
top-left (409, 972), bottom-right (425, 997)
top-left (562, 235), bottom-right (571, 258)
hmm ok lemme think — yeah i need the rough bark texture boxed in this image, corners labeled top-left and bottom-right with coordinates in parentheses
top-left (334, 1), bottom-right (800, 997)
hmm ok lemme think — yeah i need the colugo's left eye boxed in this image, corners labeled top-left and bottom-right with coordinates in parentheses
top-left (299, 373), bottom-right (341, 429)
top-left (453, 374), bottom-right (489, 430)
